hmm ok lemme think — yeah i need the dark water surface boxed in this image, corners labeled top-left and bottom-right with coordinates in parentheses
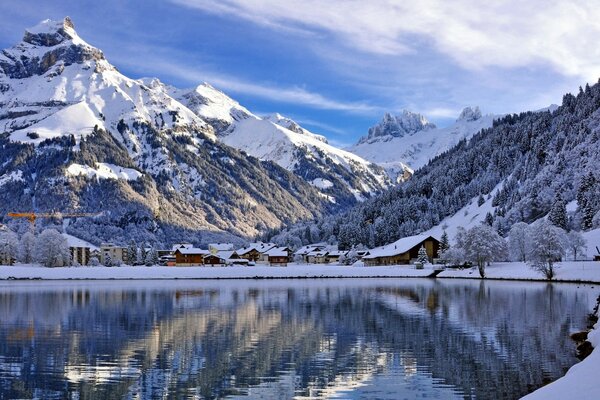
top-left (0, 279), bottom-right (596, 399)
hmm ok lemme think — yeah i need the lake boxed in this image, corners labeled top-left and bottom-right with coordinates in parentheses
top-left (0, 279), bottom-right (596, 399)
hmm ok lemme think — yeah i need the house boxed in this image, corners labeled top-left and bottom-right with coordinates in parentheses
top-left (267, 247), bottom-right (290, 266)
top-left (294, 243), bottom-right (328, 263)
top-left (100, 243), bottom-right (128, 265)
top-left (203, 250), bottom-right (243, 266)
top-left (326, 249), bottom-right (347, 264)
top-left (174, 247), bottom-right (209, 266)
top-left (362, 234), bottom-right (440, 266)
top-left (172, 243), bottom-right (194, 252)
top-left (237, 242), bottom-right (276, 263)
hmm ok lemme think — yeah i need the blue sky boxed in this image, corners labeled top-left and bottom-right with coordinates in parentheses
top-left (0, 0), bottom-right (598, 146)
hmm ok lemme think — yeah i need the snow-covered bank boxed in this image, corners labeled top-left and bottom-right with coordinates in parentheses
top-left (0, 264), bottom-right (435, 280)
top-left (522, 324), bottom-right (600, 400)
top-left (1, 261), bottom-right (600, 282)
top-left (438, 261), bottom-right (600, 283)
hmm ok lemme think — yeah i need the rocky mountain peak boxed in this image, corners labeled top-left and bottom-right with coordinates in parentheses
top-left (359, 110), bottom-right (436, 144)
top-left (457, 106), bottom-right (482, 122)
top-left (22, 17), bottom-right (78, 47)
top-left (1, 17), bottom-right (106, 79)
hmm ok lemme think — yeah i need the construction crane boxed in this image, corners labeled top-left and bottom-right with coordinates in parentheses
top-left (7, 211), bottom-right (101, 232)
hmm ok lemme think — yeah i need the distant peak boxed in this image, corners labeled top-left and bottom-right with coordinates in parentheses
top-left (457, 106), bottom-right (482, 122)
top-left (360, 109), bottom-right (436, 143)
top-left (23, 17), bottom-right (78, 47)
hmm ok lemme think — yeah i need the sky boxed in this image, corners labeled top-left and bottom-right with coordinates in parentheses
top-left (0, 0), bottom-right (599, 146)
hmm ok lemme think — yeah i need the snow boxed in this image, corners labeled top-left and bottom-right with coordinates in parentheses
top-left (66, 162), bottom-right (142, 181)
top-left (2, 261), bottom-right (600, 282)
top-left (0, 170), bottom-right (24, 187)
top-left (62, 232), bottom-right (99, 251)
top-left (348, 109), bottom-right (497, 178)
top-left (311, 178), bottom-right (334, 189)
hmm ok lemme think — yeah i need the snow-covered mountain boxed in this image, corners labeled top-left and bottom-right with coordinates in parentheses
top-left (0, 18), bottom-right (336, 245)
top-left (347, 107), bottom-right (497, 182)
top-left (172, 87), bottom-right (392, 206)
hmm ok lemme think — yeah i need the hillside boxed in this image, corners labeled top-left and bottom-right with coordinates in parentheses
top-left (270, 82), bottom-right (600, 249)
top-left (0, 18), bottom-right (333, 245)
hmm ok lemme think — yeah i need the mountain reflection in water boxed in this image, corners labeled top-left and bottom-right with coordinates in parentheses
top-left (0, 279), bottom-right (595, 399)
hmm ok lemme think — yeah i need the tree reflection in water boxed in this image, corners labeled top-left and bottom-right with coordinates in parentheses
top-left (0, 279), bottom-right (594, 399)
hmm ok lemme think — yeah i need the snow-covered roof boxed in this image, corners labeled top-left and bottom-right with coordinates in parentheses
top-left (363, 234), bottom-right (438, 259)
top-left (266, 247), bottom-right (289, 257)
top-left (172, 243), bottom-right (194, 251)
top-left (307, 250), bottom-right (328, 257)
top-left (294, 243), bottom-right (328, 255)
top-left (175, 247), bottom-right (209, 255)
top-left (237, 242), bottom-right (276, 255)
top-left (63, 233), bottom-right (99, 251)
top-left (216, 250), bottom-right (236, 260)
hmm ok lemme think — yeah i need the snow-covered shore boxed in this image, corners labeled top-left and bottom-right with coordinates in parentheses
top-left (1, 261), bottom-right (600, 282)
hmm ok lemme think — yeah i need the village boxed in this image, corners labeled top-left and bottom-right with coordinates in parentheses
top-left (64, 234), bottom-right (441, 269)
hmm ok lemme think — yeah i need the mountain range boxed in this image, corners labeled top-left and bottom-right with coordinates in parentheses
top-left (0, 17), bottom-right (504, 246)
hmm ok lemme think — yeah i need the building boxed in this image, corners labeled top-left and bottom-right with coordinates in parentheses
top-left (203, 250), bottom-right (243, 266)
top-left (362, 234), bottom-right (440, 266)
top-left (267, 247), bottom-right (290, 266)
top-left (237, 242), bottom-right (276, 263)
top-left (174, 248), bottom-right (209, 266)
top-left (64, 233), bottom-right (98, 266)
top-left (293, 243), bottom-right (328, 263)
top-left (100, 243), bottom-right (128, 265)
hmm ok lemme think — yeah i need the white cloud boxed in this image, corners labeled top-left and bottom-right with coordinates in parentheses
top-left (117, 56), bottom-right (380, 114)
top-left (171, 0), bottom-right (600, 80)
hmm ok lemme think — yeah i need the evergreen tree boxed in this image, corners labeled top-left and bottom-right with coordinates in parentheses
top-left (417, 246), bottom-right (429, 264)
top-left (127, 239), bottom-right (138, 265)
top-left (548, 194), bottom-right (567, 230)
top-left (477, 194), bottom-right (485, 207)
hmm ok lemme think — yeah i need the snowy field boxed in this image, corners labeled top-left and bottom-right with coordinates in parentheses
top-left (1, 261), bottom-right (600, 282)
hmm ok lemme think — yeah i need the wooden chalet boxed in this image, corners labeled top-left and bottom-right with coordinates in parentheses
top-left (363, 234), bottom-right (439, 266)
top-left (174, 247), bottom-right (209, 266)
top-left (267, 247), bottom-right (290, 266)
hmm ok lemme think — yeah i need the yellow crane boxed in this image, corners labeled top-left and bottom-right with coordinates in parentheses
top-left (7, 211), bottom-right (101, 231)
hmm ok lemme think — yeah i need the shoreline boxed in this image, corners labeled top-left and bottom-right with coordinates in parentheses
top-left (1, 262), bottom-right (600, 284)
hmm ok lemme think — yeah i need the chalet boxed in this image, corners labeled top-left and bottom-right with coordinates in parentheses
top-left (174, 247), bottom-right (209, 266)
top-left (203, 250), bottom-right (243, 266)
top-left (267, 247), bottom-right (290, 266)
top-left (362, 234), bottom-right (440, 266)
top-left (326, 249), bottom-right (347, 264)
top-left (172, 243), bottom-right (194, 252)
top-left (294, 243), bottom-right (328, 263)
top-left (237, 242), bottom-right (276, 263)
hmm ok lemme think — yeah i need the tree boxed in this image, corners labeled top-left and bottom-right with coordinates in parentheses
top-left (127, 239), bottom-right (138, 265)
top-left (463, 224), bottom-right (507, 278)
top-left (529, 219), bottom-right (565, 280)
top-left (507, 222), bottom-right (532, 262)
top-left (417, 246), bottom-right (429, 264)
top-left (0, 231), bottom-right (19, 265)
top-left (18, 232), bottom-right (36, 264)
top-left (34, 229), bottom-right (70, 268)
top-left (439, 230), bottom-right (450, 253)
top-left (104, 253), bottom-right (113, 267)
top-left (145, 246), bottom-right (158, 266)
top-left (564, 231), bottom-right (587, 261)
top-left (548, 194), bottom-right (567, 230)
top-left (477, 194), bottom-right (485, 207)
top-left (89, 257), bottom-right (100, 266)
top-left (136, 244), bottom-right (145, 265)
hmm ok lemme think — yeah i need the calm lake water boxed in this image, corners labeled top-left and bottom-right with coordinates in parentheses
top-left (0, 279), bottom-right (596, 400)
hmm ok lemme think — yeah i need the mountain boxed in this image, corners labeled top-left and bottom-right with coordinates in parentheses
top-left (0, 18), bottom-right (334, 245)
top-left (270, 83), bottom-right (600, 249)
top-left (347, 107), bottom-right (496, 182)
top-left (172, 86), bottom-right (392, 206)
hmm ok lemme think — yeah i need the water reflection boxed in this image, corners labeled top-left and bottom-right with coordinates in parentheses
top-left (0, 279), bottom-right (595, 399)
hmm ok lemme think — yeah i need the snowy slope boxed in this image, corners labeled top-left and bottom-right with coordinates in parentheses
top-left (172, 85), bottom-right (392, 204)
top-left (0, 18), bottom-right (333, 244)
top-left (348, 107), bottom-right (497, 181)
